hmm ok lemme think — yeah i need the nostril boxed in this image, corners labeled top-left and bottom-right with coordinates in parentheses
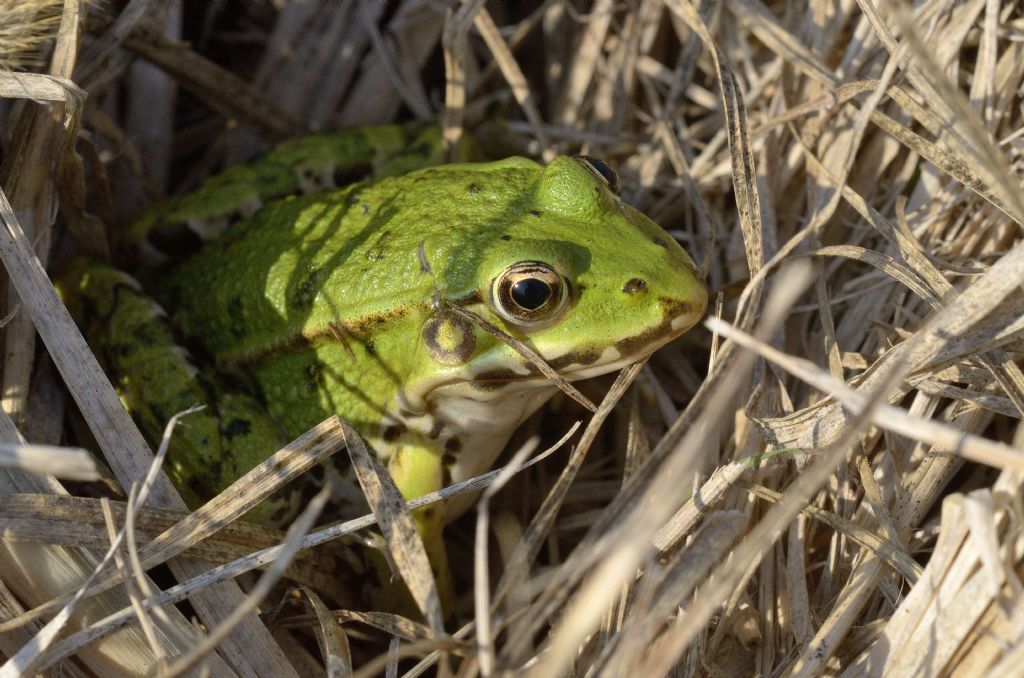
top-left (622, 278), bottom-right (647, 295)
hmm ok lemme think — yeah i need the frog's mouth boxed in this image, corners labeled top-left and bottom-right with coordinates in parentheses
top-left (462, 329), bottom-right (680, 397)
top-left (462, 295), bottom-right (704, 396)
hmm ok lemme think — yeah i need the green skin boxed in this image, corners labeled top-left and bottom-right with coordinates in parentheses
top-left (61, 125), bottom-right (708, 597)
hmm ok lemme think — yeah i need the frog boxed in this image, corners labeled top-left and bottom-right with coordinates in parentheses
top-left (59, 124), bottom-right (708, 605)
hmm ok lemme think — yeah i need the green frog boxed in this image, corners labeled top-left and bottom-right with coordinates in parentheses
top-left (60, 125), bottom-right (708, 600)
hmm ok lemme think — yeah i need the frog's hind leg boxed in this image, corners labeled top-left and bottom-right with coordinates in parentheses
top-left (57, 257), bottom-right (292, 521)
top-left (126, 125), bottom-right (477, 264)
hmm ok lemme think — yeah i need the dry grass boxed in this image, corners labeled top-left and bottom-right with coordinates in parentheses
top-left (2, 0), bottom-right (1024, 675)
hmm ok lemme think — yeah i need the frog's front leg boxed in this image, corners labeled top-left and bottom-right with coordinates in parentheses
top-left (381, 432), bottom-right (454, 610)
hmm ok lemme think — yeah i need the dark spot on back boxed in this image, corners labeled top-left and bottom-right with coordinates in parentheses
top-left (224, 418), bottom-right (251, 439)
top-left (228, 297), bottom-right (245, 339)
top-left (444, 438), bottom-right (462, 453)
top-left (530, 209), bottom-right (542, 217)
top-left (468, 183), bottom-right (481, 195)
top-left (292, 277), bottom-right (318, 308)
top-left (304, 362), bottom-right (324, 393)
top-left (500, 234), bottom-right (512, 241)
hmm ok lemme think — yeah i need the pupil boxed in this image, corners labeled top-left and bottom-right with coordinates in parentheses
top-left (510, 278), bottom-right (551, 310)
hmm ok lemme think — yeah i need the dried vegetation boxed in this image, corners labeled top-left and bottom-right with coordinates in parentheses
top-left (2, 0), bottom-right (1024, 675)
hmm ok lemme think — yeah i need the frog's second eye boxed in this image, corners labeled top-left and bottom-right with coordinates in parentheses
top-left (492, 262), bottom-right (569, 327)
top-left (574, 156), bottom-right (621, 195)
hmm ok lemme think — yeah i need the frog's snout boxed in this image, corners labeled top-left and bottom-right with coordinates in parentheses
top-left (617, 257), bottom-right (708, 334)
top-left (665, 294), bottom-right (707, 333)
top-left (653, 264), bottom-right (709, 334)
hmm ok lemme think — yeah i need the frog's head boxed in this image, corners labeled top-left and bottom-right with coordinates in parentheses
top-left (408, 155), bottom-right (706, 445)
top-left (458, 155), bottom-right (708, 384)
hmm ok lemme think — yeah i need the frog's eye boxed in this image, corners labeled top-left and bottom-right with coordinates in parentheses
top-left (574, 156), bottom-right (621, 195)
top-left (492, 261), bottom-right (569, 326)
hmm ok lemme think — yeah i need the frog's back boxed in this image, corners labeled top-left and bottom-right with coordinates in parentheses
top-left (161, 157), bottom-right (543, 368)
